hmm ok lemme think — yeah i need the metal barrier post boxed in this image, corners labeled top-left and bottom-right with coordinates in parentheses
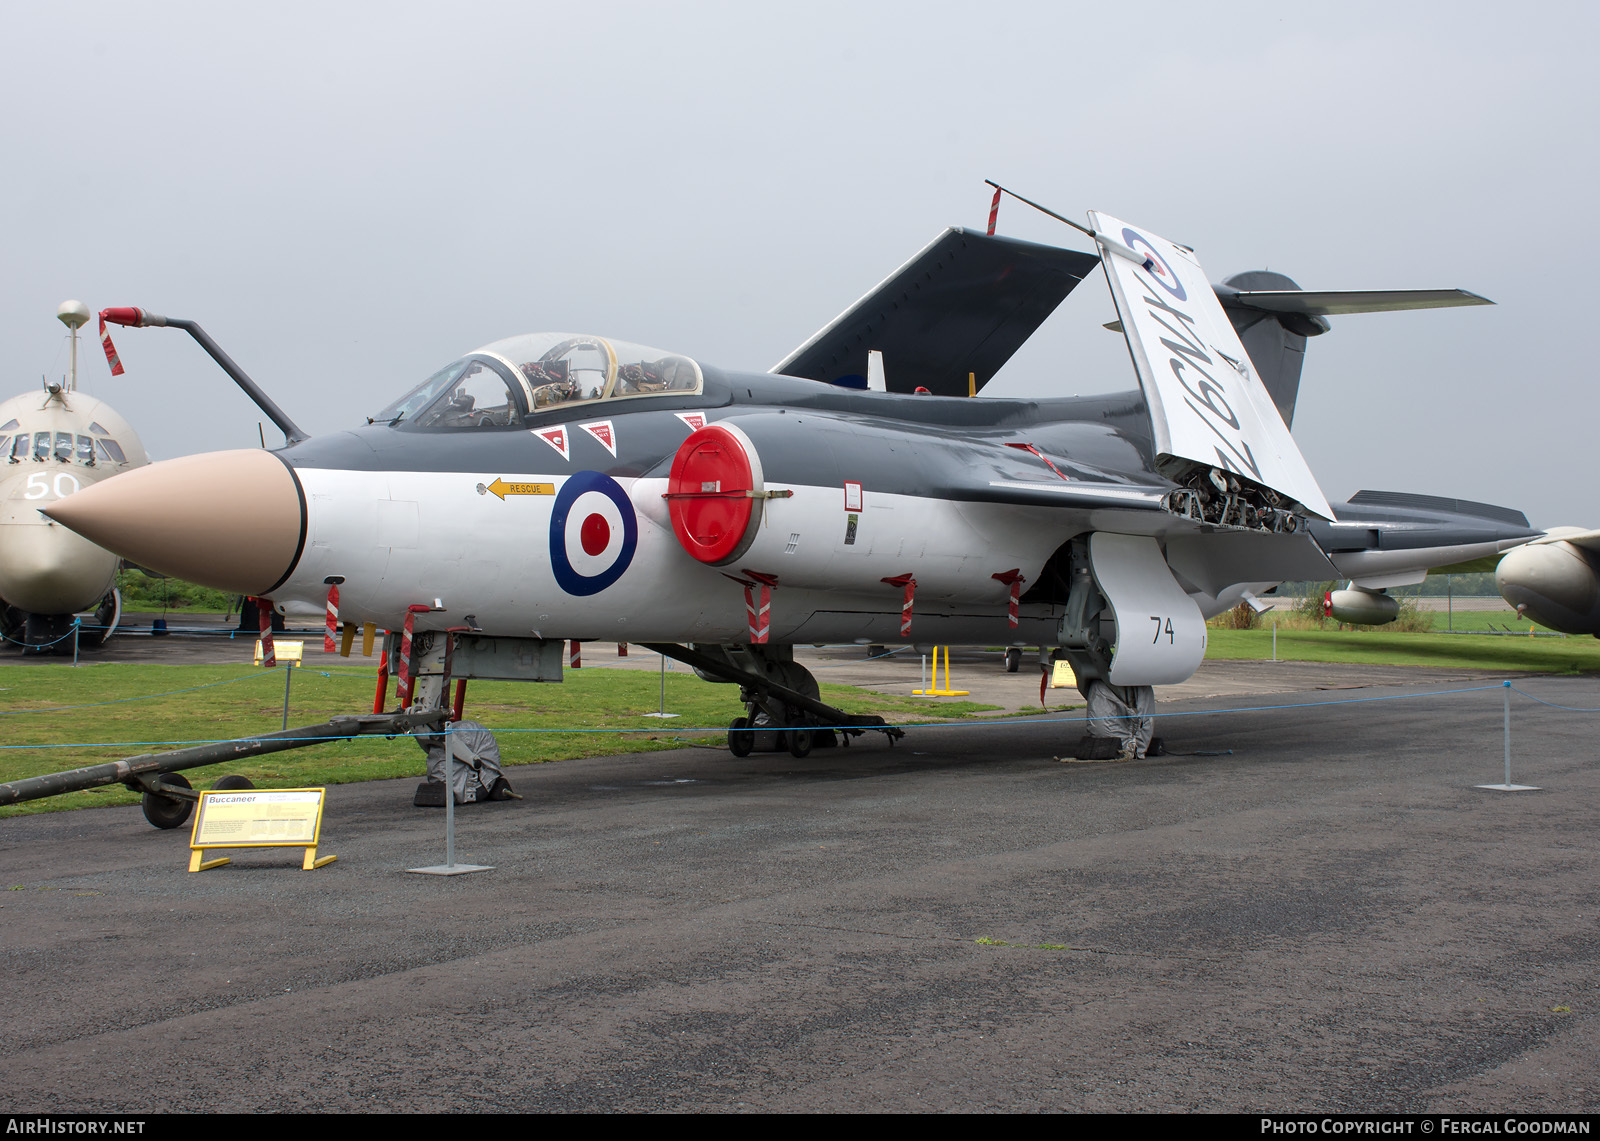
top-left (408, 720), bottom-right (494, 876)
top-left (1478, 680), bottom-right (1540, 791)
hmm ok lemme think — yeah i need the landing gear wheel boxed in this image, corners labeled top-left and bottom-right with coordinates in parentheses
top-left (1004, 648), bottom-right (1021, 673)
top-left (212, 775), bottom-right (255, 791)
top-left (141, 773), bottom-right (194, 830)
top-left (788, 728), bottom-right (813, 759)
top-left (727, 717), bottom-right (752, 758)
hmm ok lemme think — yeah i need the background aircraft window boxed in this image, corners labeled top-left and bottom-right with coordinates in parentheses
top-left (54, 432), bottom-right (73, 462)
top-left (96, 438), bottom-right (127, 464)
top-left (76, 435), bottom-right (96, 464)
top-left (410, 359), bottom-right (525, 430)
top-left (372, 359), bottom-right (471, 425)
top-left (0, 418), bottom-right (17, 432)
top-left (0, 436), bottom-right (9, 460)
top-left (33, 432), bottom-right (51, 460)
top-left (88, 421), bottom-right (108, 435)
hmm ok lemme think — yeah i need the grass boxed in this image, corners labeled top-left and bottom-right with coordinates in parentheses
top-left (1206, 626), bottom-right (1600, 673)
top-left (0, 661), bottom-right (1002, 818)
top-left (115, 570), bottom-right (234, 613)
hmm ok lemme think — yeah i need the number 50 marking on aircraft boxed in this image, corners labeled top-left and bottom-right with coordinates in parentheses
top-left (24, 472), bottom-right (81, 500)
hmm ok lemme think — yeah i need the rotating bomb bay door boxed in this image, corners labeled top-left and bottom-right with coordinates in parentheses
top-left (1089, 533), bottom-right (1206, 686)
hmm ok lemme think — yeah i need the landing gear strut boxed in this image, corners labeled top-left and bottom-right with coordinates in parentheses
top-left (642, 642), bottom-right (905, 758)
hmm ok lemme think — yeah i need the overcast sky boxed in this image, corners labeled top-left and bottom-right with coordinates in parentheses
top-left (4, 1), bottom-right (1593, 526)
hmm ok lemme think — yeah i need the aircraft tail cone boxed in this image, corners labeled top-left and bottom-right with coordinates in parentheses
top-left (42, 449), bottom-right (305, 597)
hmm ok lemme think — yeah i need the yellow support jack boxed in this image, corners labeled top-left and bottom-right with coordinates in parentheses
top-left (914, 646), bottom-right (970, 697)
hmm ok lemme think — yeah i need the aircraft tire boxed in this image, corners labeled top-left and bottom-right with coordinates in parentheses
top-left (788, 728), bottom-right (813, 759)
top-left (212, 775), bottom-right (255, 791)
top-left (141, 774), bottom-right (194, 830)
top-left (728, 717), bottom-right (753, 758)
top-left (1004, 649), bottom-right (1021, 673)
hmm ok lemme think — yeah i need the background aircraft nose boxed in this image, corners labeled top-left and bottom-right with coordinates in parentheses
top-left (43, 449), bottom-right (305, 597)
top-left (1494, 541), bottom-right (1600, 635)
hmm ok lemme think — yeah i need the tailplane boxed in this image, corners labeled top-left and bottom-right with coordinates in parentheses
top-left (1216, 277), bottom-right (1491, 429)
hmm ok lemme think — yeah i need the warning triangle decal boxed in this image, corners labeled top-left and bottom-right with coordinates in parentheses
top-left (533, 425), bottom-right (569, 461)
top-left (579, 420), bottom-right (618, 458)
top-left (674, 412), bottom-right (706, 432)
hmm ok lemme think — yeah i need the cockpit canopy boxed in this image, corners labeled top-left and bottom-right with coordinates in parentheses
top-left (373, 333), bottom-right (703, 431)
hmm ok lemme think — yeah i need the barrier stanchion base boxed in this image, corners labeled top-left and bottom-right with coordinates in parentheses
top-left (1475, 783), bottom-right (1541, 792)
top-left (642, 712), bottom-right (681, 719)
top-left (408, 863), bottom-right (494, 876)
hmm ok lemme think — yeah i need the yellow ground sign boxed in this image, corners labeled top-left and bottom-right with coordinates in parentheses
top-left (254, 639), bottom-right (304, 664)
top-left (188, 788), bottom-right (335, 872)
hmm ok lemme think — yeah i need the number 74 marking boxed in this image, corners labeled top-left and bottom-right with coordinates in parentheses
top-left (1151, 616), bottom-right (1174, 644)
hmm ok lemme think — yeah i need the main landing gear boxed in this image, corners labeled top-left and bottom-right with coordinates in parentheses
top-left (640, 642), bottom-right (905, 759)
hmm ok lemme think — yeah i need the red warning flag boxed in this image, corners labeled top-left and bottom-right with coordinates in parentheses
top-left (987, 186), bottom-right (1001, 236)
top-left (256, 598), bottom-right (276, 668)
top-left (882, 574), bottom-right (917, 636)
top-left (745, 582), bottom-right (771, 644)
top-left (396, 605), bottom-right (430, 707)
top-left (97, 313), bottom-right (124, 376)
top-left (992, 569), bottom-right (1025, 629)
top-left (323, 584), bottom-right (340, 653)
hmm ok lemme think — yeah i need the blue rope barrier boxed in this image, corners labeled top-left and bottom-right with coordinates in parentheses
top-left (1506, 685), bottom-right (1600, 713)
top-left (0, 680), bottom-right (1533, 752)
top-left (0, 622), bottom-right (80, 649)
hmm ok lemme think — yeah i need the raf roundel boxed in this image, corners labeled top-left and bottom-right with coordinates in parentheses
top-left (1122, 227), bottom-right (1187, 303)
top-left (549, 471), bottom-right (638, 596)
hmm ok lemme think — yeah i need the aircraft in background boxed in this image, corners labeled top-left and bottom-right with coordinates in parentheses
top-left (0, 302), bottom-right (149, 652)
top-left (1494, 529), bottom-right (1600, 636)
top-left (44, 201), bottom-right (1540, 753)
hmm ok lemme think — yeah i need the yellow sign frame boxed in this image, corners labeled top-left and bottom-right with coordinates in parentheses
top-left (187, 787), bottom-right (336, 872)
top-left (254, 639), bottom-right (304, 664)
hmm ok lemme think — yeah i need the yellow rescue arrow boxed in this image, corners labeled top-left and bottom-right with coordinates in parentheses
top-left (485, 478), bottom-right (555, 500)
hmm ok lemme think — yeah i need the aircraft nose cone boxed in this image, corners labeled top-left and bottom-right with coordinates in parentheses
top-left (43, 449), bottom-right (305, 597)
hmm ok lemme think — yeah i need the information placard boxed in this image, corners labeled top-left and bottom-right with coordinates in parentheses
top-left (188, 788), bottom-right (335, 872)
top-left (254, 639), bottom-right (304, 664)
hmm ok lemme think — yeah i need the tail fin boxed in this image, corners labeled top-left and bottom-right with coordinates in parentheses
top-left (1218, 271), bottom-right (1321, 430)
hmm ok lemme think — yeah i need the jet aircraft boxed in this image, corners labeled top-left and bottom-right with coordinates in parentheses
top-left (1493, 529), bottom-right (1600, 636)
top-left (45, 208), bottom-right (1541, 754)
top-left (0, 302), bottom-right (149, 652)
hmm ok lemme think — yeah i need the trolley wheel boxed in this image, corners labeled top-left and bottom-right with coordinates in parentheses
top-left (141, 774), bottom-right (194, 830)
top-left (788, 728), bottom-right (813, 758)
top-left (212, 774), bottom-right (255, 791)
top-left (1004, 648), bottom-right (1022, 673)
top-left (727, 717), bottom-right (753, 758)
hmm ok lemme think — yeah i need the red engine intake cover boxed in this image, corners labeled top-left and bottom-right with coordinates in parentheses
top-left (666, 423), bottom-right (764, 565)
